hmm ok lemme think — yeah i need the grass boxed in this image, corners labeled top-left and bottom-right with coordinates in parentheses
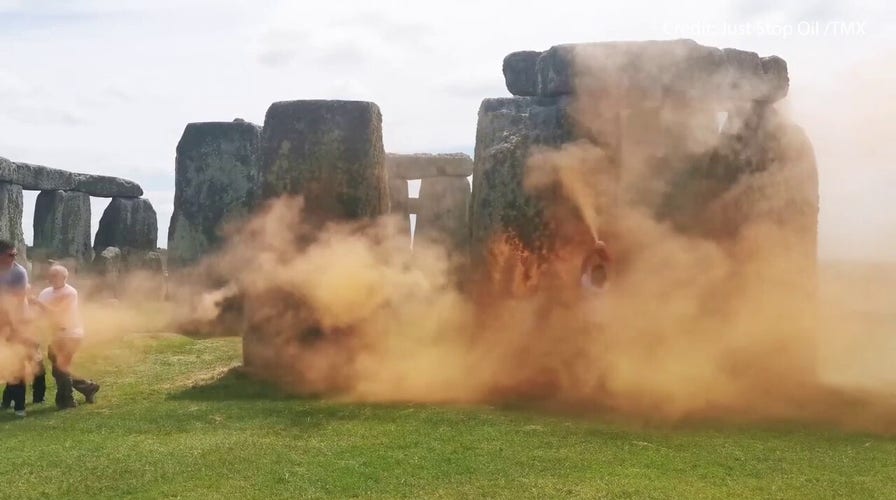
top-left (1, 334), bottom-right (895, 499)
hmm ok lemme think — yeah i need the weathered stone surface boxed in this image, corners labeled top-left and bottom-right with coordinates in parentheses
top-left (537, 40), bottom-right (725, 99)
top-left (260, 100), bottom-right (387, 224)
top-left (719, 48), bottom-right (764, 102)
top-left (90, 246), bottom-right (122, 298)
top-left (470, 97), bottom-right (576, 263)
top-left (125, 250), bottom-right (164, 273)
top-left (759, 55), bottom-right (789, 102)
top-left (477, 97), bottom-right (576, 146)
top-left (385, 153), bottom-right (473, 179)
top-left (94, 246), bottom-right (122, 277)
top-left (415, 177), bottom-right (471, 251)
top-left (250, 99), bottom-right (387, 376)
top-left (660, 104), bottom-right (817, 251)
top-left (27, 248), bottom-right (61, 278)
top-left (538, 40), bottom-right (704, 98)
top-left (0, 156), bottom-right (143, 197)
top-left (503, 50), bottom-right (541, 97)
top-left (0, 180), bottom-right (26, 263)
top-left (168, 120), bottom-right (262, 266)
top-left (532, 39), bottom-right (785, 103)
top-left (387, 175), bottom-right (411, 239)
top-left (535, 45), bottom-right (576, 97)
top-left (33, 190), bottom-right (92, 264)
top-left (94, 197), bottom-right (158, 251)
top-left (716, 108), bottom-right (818, 238)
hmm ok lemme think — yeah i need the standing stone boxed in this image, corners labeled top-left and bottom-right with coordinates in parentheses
top-left (0, 181), bottom-right (26, 262)
top-left (93, 246), bottom-right (122, 298)
top-left (259, 100), bottom-right (388, 224)
top-left (168, 120), bottom-right (262, 266)
top-left (247, 99), bottom-right (387, 379)
top-left (469, 97), bottom-right (575, 266)
top-left (503, 51), bottom-right (542, 97)
top-left (94, 197), bottom-right (158, 251)
top-left (33, 190), bottom-right (92, 264)
top-left (94, 246), bottom-right (122, 276)
top-left (131, 250), bottom-right (164, 273)
top-left (415, 177), bottom-right (471, 251)
top-left (386, 174), bottom-right (411, 241)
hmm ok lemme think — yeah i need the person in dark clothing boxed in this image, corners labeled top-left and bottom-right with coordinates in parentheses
top-left (0, 239), bottom-right (36, 417)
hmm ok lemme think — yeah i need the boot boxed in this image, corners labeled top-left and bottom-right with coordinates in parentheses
top-left (53, 367), bottom-right (77, 410)
top-left (72, 378), bottom-right (100, 404)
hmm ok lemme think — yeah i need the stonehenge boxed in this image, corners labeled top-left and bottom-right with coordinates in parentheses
top-left (386, 168), bottom-right (411, 237)
top-left (385, 153), bottom-right (473, 247)
top-left (503, 39), bottom-right (789, 103)
top-left (469, 96), bottom-right (575, 269)
top-left (167, 119), bottom-right (262, 266)
top-left (415, 176), bottom-right (471, 251)
top-left (0, 155), bottom-right (151, 272)
top-left (0, 38), bottom-right (819, 384)
top-left (94, 246), bottom-right (122, 277)
top-left (244, 99), bottom-right (389, 378)
top-left (260, 100), bottom-right (388, 224)
top-left (0, 181), bottom-right (26, 263)
top-left (471, 39), bottom-right (814, 291)
top-left (163, 107), bottom-right (476, 269)
top-left (94, 197), bottom-right (158, 252)
top-left (0, 159), bottom-right (143, 197)
top-left (386, 153), bottom-right (473, 179)
top-left (161, 42), bottom-right (813, 377)
top-left (34, 190), bottom-right (92, 265)
top-left (502, 51), bottom-right (541, 97)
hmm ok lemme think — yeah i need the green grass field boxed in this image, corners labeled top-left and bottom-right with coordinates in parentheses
top-left (2, 333), bottom-right (895, 499)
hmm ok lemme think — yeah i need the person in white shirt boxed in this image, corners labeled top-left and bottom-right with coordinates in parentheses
top-left (33, 264), bottom-right (99, 409)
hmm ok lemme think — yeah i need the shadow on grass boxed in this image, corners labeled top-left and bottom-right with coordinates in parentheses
top-left (168, 366), bottom-right (300, 403)
top-left (165, 364), bottom-right (896, 438)
top-left (165, 367), bottom-right (478, 430)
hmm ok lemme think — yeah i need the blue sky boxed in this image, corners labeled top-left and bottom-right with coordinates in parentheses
top-left (0, 0), bottom-right (893, 259)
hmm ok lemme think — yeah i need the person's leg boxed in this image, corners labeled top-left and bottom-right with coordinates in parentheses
top-left (50, 340), bottom-right (77, 410)
top-left (61, 338), bottom-right (99, 404)
top-left (8, 381), bottom-right (26, 414)
top-left (52, 366), bottom-right (76, 409)
top-left (48, 346), bottom-right (61, 407)
top-left (72, 378), bottom-right (100, 403)
top-left (1, 384), bottom-right (11, 409)
top-left (33, 359), bottom-right (46, 404)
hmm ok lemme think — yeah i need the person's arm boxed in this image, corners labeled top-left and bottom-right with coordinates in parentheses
top-left (39, 288), bottom-right (76, 312)
top-left (28, 296), bottom-right (50, 312)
